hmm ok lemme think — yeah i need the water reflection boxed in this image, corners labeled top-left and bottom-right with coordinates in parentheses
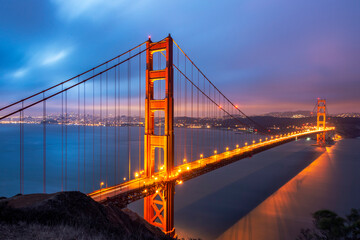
top-left (168, 140), bottom-right (325, 239)
top-left (217, 139), bottom-right (360, 240)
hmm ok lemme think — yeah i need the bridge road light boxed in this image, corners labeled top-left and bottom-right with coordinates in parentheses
top-left (200, 154), bottom-right (203, 159)
top-left (183, 158), bottom-right (187, 163)
top-left (123, 177), bottom-right (126, 181)
top-left (100, 182), bottom-right (104, 200)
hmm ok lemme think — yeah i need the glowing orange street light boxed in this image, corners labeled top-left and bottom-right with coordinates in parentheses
top-left (200, 154), bottom-right (203, 159)
top-left (214, 150), bottom-right (217, 154)
top-left (236, 144), bottom-right (239, 148)
top-left (186, 166), bottom-right (190, 170)
top-left (183, 158), bottom-right (187, 163)
top-left (123, 177), bottom-right (126, 181)
top-left (100, 182), bottom-right (104, 188)
top-left (135, 172), bottom-right (139, 178)
top-left (226, 147), bottom-right (229, 151)
top-left (245, 142), bottom-right (248, 146)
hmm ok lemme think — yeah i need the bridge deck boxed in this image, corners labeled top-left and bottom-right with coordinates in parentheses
top-left (88, 129), bottom-right (333, 207)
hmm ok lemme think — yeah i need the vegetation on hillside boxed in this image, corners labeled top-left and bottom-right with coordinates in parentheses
top-left (297, 209), bottom-right (360, 240)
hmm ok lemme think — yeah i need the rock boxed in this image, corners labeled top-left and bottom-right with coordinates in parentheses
top-left (0, 191), bottom-right (172, 240)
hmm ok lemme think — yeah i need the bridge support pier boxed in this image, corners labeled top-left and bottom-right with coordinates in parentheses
top-left (144, 35), bottom-right (175, 236)
top-left (317, 99), bottom-right (326, 146)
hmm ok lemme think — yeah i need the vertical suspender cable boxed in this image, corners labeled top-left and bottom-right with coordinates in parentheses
top-left (191, 65), bottom-right (193, 162)
top-left (92, 70), bottom-right (95, 191)
top-left (78, 77), bottom-right (80, 191)
top-left (100, 74), bottom-right (102, 185)
top-left (65, 91), bottom-right (68, 191)
top-left (83, 79), bottom-right (86, 192)
top-left (128, 52), bottom-right (131, 180)
top-left (61, 85), bottom-right (64, 191)
top-left (43, 92), bottom-right (46, 193)
top-left (118, 59), bottom-right (121, 183)
top-left (158, 53), bottom-right (161, 167)
top-left (114, 65), bottom-right (117, 186)
top-left (184, 55), bottom-right (187, 159)
top-left (106, 64), bottom-right (109, 187)
top-left (139, 47), bottom-right (141, 172)
top-left (20, 101), bottom-right (24, 194)
top-left (197, 71), bottom-right (199, 158)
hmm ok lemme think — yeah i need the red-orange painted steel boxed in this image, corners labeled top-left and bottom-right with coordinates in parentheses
top-left (144, 35), bottom-right (175, 236)
top-left (317, 99), bottom-right (326, 146)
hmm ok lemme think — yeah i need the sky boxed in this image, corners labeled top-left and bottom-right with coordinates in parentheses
top-left (0, 0), bottom-right (359, 115)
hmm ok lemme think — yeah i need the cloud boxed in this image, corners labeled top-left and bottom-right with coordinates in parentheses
top-left (4, 45), bottom-right (72, 81)
top-left (50, 0), bottom-right (142, 21)
top-left (11, 68), bottom-right (29, 78)
top-left (42, 49), bottom-right (70, 65)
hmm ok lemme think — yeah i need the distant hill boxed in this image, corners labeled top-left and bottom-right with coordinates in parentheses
top-left (258, 111), bottom-right (360, 118)
top-left (259, 111), bottom-right (313, 118)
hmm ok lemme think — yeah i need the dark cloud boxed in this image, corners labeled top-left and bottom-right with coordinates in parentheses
top-left (0, 0), bottom-right (359, 113)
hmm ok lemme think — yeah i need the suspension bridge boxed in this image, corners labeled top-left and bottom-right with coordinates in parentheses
top-left (0, 35), bottom-right (333, 236)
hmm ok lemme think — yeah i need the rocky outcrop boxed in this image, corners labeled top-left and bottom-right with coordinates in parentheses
top-left (0, 192), bottom-right (172, 240)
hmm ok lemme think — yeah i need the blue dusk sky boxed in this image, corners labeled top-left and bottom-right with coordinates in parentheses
top-left (0, 0), bottom-right (359, 114)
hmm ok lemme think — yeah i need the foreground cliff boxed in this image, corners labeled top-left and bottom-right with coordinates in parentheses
top-left (0, 191), bottom-right (172, 240)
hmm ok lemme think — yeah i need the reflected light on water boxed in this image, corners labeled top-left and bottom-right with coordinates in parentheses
top-left (217, 144), bottom-right (340, 240)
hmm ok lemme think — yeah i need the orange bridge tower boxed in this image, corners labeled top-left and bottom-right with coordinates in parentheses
top-left (317, 98), bottom-right (326, 146)
top-left (144, 35), bottom-right (175, 236)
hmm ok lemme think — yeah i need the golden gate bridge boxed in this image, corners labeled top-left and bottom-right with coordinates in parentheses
top-left (0, 35), bottom-right (333, 236)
